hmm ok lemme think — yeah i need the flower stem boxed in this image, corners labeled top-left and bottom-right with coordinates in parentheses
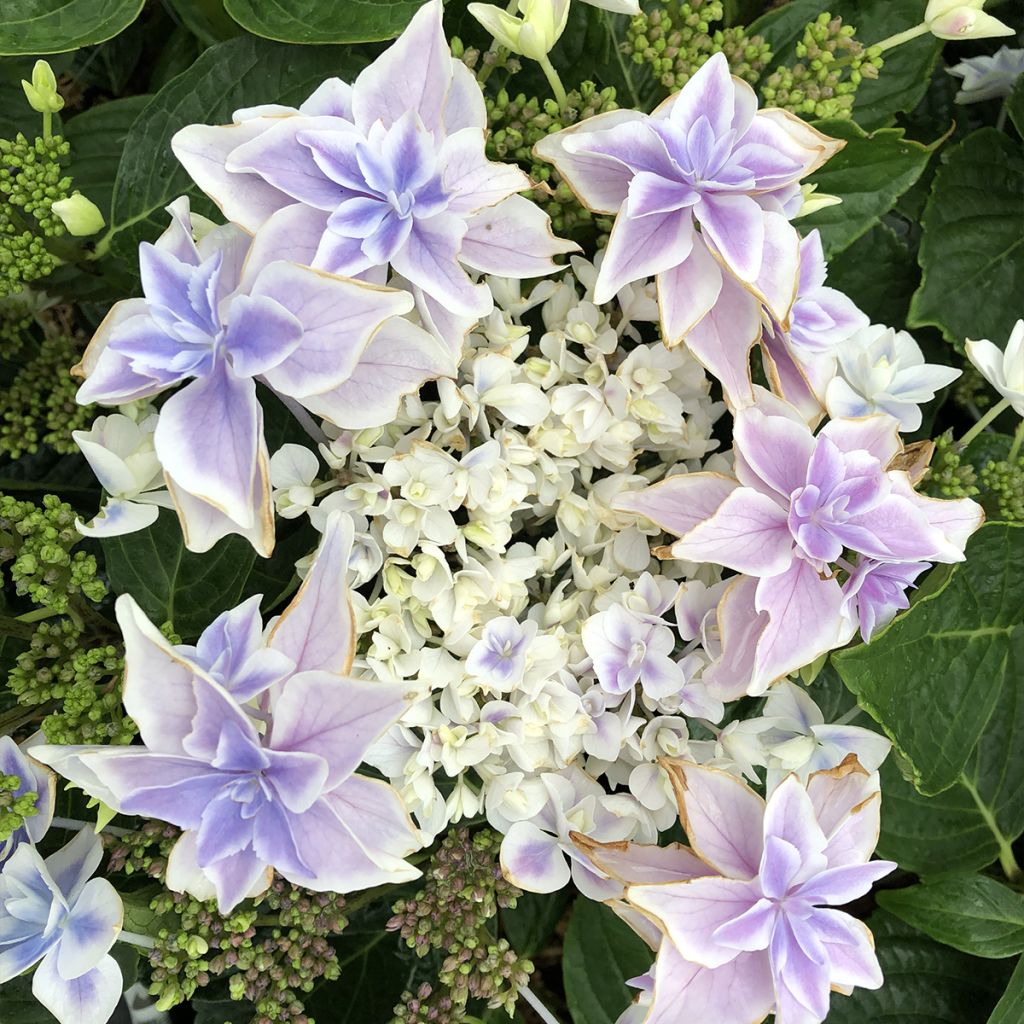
top-left (520, 984), bottom-right (564, 1024)
top-left (42, 110), bottom-right (52, 142)
top-left (538, 54), bottom-right (569, 111)
top-left (51, 815), bottom-right (130, 837)
top-left (118, 930), bottom-right (156, 950)
top-left (872, 23), bottom-right (929, 53)
top-left (15, 606), bottom-right (61, 624)
top-left (1009, 419), bottom-right (1024, 462)
top-left (959, 397), bottom-right (1011, 447)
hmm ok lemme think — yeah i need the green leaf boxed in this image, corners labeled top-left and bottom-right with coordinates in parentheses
top-left (101, 507), bottom-right (306, 641)
top-left (502, 889), bottom-right (570, 958)
top-left (826, 222), bottom-right (918, 328)
top-left (988, 955), bottom-right (1024, 1023)
top-left (223, 0), bottom-right (425, 44)
top-left (164, 0), bottom-right (243, 46)
top-left (1007, 74), bottom-right (1024, 140)
top-left (908, 128), bottom-right (1024, 349)
top-left (799, 119), bottom-right (937, 258)
top-left (825, 912), bottom-right (1014, 1024)
top-left (0, 0), bottom-right (144, 56)
top-left (103, 35), bottom-right (366, 259)
top-left (0, 973), bottom-right (59, 1023)
top-left (834, 522), bottom-right (1024, 796)
top-left (64, 95), bottom-right (152, 223)
top-left (879, 875), bottom-right (1024, 959)
top-left (563, 897), bottom-right (652, 1024)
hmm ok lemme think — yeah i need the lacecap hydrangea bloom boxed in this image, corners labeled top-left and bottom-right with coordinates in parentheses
top-left (172, 0), bottom-right (577, 352)
top-left (34, 514), bottom-right (423, 912)
top-left (576, 756), bottom-right (895, 1024)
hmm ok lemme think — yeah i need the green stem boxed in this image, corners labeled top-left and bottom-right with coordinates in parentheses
top-left (538, 54), bottom-right (569, 111)
top-left (42, 110), bottom-right (52, 142)
top-left (605, 11), bottom-right (641, 110)
top-left (15, 607), bottom-right (61, 624)
top-left (0, 615), bottom-right (34, 640)
top-left (1009, 419), bottom-right (1024, 462)
top-left (872, 23), bottom-right (929, 53)
top-left (476, 0), bottom-right (519, 85)
top-left (996, 101), bottom-right (1008, 133)
top-left (959, 397), bottom-right (1011, 447)
top-left (960, 773), bottom-right (1023, 883)
top-left (117, 929), bottom-right (156, 950)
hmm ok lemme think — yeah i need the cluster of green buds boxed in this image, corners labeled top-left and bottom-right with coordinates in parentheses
top-left (922, 430), bottom-right (980, 501)
top-left (485, 81), bottom-right (618, 239)
top-left (388, 828), bottom-right (531, 1017)
top-left (978, 454), bottom-right (1024, 522)
top-left (0, 771), bottom-right (39, 842)
top-left (0, 332), bottom-right (94, 459)
top-left (392, 982), bottom-right (462, 1024)
top-left (0, 62), bottom-right (104, 300)
top-left (622, 1), bottom-right (772, 90)
top-left (0, 493), bottom-right (106, 612)
top-left (761, 12), bottom-right (883, 120)
top-left (0, 290), bottom-right (37, 356)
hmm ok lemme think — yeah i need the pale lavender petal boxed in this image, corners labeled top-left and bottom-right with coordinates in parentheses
top-left (533, 110), bottom-right (647, 214)
top-left (842, 494), bottom-right (949, 562)
top-left (195, 792), bottom-right (254, 866)
top-left (702, 577), bottom-right (769, 702)
top-left (645, 942), bottom-right (775, 1024)
top-left (351, 0), bottom-right (452, 134)
top-left (711, 896), bottom-right (777, 951)
top-left (666, 761), bottom-right (765, 878)
top-left (615, 473), bottom-right (737, 539)
top-left (155, 364), bottom-right (260, 530)
top-left (201, 845), bottom-right (273, 913)
top-left (759, 835), bottom-right (805, 900)
top-left (222, 293), bottom-right (303, 378)
top-left (227, 115), bottom-right (345, 210)
top-left (656, 234), bottom-right (722, 345)
top-left (441, 127), bottom-right (530, 214)
top-left (696, 193), bottom-right (765, 283)
top-left (390, 214), bottom-right (490, 316)
top-left (43, 829), bottom-right (103, 904)
top-left (628, 875), bottom-right (761, 968)
top-left (805, 763), bottom-right (882, 869)
top-left (57, 878), bottom-right (122, 980)
top-left (269, 671), bottom-right (409, 789)
top-left (325, 775), bottom-right (422, 867)
top-left (762, 775), bottom-right (828, 885)
top-left (683, 269), bottom-right (762, 409)
top-left (251, 800), bottom-right (313, 878)
top-left (751, 210), bottom-right (800, 323)
top-left (32, 947), bottom-right (121, 1024)
top-left (500, 821), bottom-right (570, 893)
top-left (460, 195), bottom-right (578, 277)
top-left (734, 404), bottom-right (817, 500)
top-left (299, 78), bottom-right (353, 118)
top-left (241, 204), bottom-right (329, 284)
top-left (796, 861), bottom-right (896, 906)
top-left (594, 207), bottom-right (694, 305)
top-left (818, 415), bottom-right (901, 466)
top-left (746, 109), bottom-right (844, 183)
top-left (267, 511), bottom-right (355, 675)
top-left (0, 934), bottom-right (50, 984)
top-left (815, 910), bottom-right (884, 991)
top-left (663, 52), bottom-right (740, 139)
top-left (673, 489), bottom-right (793, 576)
top-left (263, 748), bottom-right (330, 813)
top-left (770, 915), bottom-right (831, 1024)
top-left (252, 261), bottom-right (412, 398)
top-left (172, 120), bottom-right (296, 231)
top-left (576, 838), bottom-right (707, 885)
top-left (566, 119), bottom-right (680, 183)
top-left (297, 316), bottom-right (451, 428)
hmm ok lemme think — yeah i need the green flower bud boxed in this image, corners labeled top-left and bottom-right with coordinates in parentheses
top-left (21, 61), bottom-right (64, 115)
top-left (50, 193), bottom-right (105, 236)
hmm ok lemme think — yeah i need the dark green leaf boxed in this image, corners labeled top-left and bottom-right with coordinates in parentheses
top-left (223, 0), bottom-right (424, 43)
top-left (826, 222), bottom-right (918, 328)
top-left (0, 0), bottom-right (144, 56)
top-left (64, 95), bottom-right (152, 223)
top-left (908, 129), bottom-right (1024, 349)
top-left (103, 36), bottom-right (366, 259)
top-left (100, 506), bottom-right (306, 640)
top-left (826, 912), bottom-right (1013, 1024)
top-left (834, 522), bottom-right (1024, 796)
top-left (988, 955), bottom-right (1024, 1023)
top-left (164, 0), bottom-right (243, 46)
top-left (1007, 74), bottom-right (1024, 139)
top-left (879, 875), bottom-right (1024, 958)
top-left (799, 119), bottom-right (937, 258)
top-left (746, 0), bottom-right (822, 64)
top-left (0, 973), bottom-right (59, 1023)
top-left (192, 995), bottom-right (256, 1024)
top-left (563, 897), bottom-right (652, 1024)
top-left (502, 889), bottom-right (570, 958)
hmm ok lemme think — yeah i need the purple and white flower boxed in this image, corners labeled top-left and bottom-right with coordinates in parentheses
top-left (965, 319), bottom-right (1024, 418)
top-left (33, 515), bottom-right (424, 912)
top-left (840, 557), bottom-right (931, 642)
top-left (0, 736), bottom-right (54, 865)
top-left (74, 197), bottom-right (447, 555)
top-left (172, 0), bottom-right (576, 352)
top-left (618, 391), bottom-right (984, 694)
top-left (0, 829), bottom-right (123, 1024)
top-left (577, 756), bottom-right (895, 1024)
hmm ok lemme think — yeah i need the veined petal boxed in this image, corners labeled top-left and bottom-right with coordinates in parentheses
top-left (500, 821), bottom-right (570, 893)
top-left (734, 405), bottom-right (816, 499)
top-left (460, 195), bottom-right (578, 277)
top-left (223, 293), bottom-right (304, 379)
top-left (673, 489), bottom-right (793, 576)
top-left (656, 234), bottom-right (722, 346)
top-left (32, 948), bottom-right (121, 1024)
top-left (155, 365), bottom-right (261, 530)
top-left (441, 127), bottom-right (531, 214)
top-left (57, 878), bottom-right (122, 980)
top-left (614, 472), bottom-right (737, 538)
top-left (696, 193), bottom-right (765, 283)
top-left (664, 52), bottom-right (743, 139)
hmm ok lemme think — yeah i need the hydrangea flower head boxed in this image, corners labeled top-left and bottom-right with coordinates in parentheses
top-left (73, 197), bottom-right (447, 555)
top-left (576, 756), bottom-right (895, 1024)
top-left (965, 319), bottom-right (1024, 418)
top-left (33, 515), bottom-right (423, 912)
top-left (535, 53), bottom-right (842, 337)
top-left (618, 392), bottom-right (984, 694)
top-left (0, 828), bottom-right (123, 1024)
top-left (173, 0), bottom-right (576, 350)
top-left (947, 46), bottom-right (1024, 103)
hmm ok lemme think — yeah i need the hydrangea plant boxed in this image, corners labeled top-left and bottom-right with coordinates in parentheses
top-left (1, 2), bottom-right (1022, 1024)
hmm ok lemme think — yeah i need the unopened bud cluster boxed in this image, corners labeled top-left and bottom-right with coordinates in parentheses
top-left (623, 1), bottom-right (771, 90)
top-left (0, 772), bottom-right (39, 841)
top-left (388, 828), bottom-right (531, 1017)
top-left (486, 81), bottom-right (618, 238)
top-left (761, 12), bottom-right (883, 120)
top-left (922, 431), bottom-right (980, 500)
